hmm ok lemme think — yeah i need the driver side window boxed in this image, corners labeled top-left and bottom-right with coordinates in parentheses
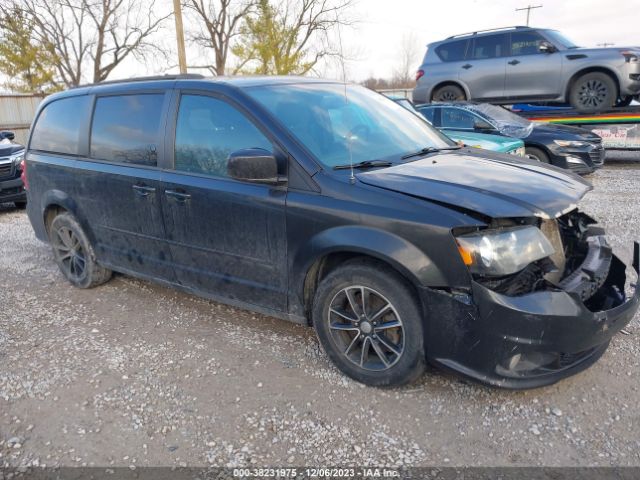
top-left (174, 94), bottom-right (273, 178)
top-left (441, 108), bottom-right (476, 129)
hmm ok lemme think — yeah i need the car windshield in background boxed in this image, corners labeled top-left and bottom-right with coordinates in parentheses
top-left (466, 103), bottom-right (534, 138)
top-left (246, 83), bottom-right (451, 169)
top-left (544, 30), bottom-right (580, 49)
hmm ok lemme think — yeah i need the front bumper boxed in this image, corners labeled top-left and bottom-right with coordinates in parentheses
top-left (425, 241), bottom-right (639, 389)
top-left (0, 175), bottom-right (26, 203)
top-left (550, 145), bottom-right (605, 174)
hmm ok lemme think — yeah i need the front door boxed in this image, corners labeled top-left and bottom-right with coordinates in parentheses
top-left (505, 31), bottom-right (563, 99)
top-left (161, 93), bottom-right (288, 312)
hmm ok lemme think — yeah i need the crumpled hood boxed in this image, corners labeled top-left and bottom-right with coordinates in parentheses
top-left (357, 151), bottom-right (592, 219)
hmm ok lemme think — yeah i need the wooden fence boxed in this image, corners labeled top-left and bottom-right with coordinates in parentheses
top-left (0, 94), bottom-right (44, 145)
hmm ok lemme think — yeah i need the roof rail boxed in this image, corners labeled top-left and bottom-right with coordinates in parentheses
top-left (446, 26), bottom-right (529, 40)
top-left (71, 74), bottom-right (206, 89)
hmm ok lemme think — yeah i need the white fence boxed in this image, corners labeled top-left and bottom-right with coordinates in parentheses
top-left (0, 94), bottom-right (44, 145)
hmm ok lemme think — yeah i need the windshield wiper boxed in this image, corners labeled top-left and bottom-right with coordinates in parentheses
top-left (333, 160), bottom-right (393, 170)
top-left (401, 146), bottom-right (461, 160)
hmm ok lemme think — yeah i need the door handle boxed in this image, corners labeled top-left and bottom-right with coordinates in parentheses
top-left (165, 189), bottom-right (192, 201)
top-left (462, 64), bottom-right (473, 69)
top-left (132, 184), bottom-right (156, 197)
top-left (508, 59), bottom-right (521, 65)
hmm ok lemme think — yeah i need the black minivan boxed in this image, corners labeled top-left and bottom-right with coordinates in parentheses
top-left (25, 75), bottom-right (639, 388)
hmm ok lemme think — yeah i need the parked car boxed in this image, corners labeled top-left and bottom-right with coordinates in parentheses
top-left (416, 102), bottom-right (604, 174)
top-left (24, 75), bottom-right (639, 389)
top-left (412, 26), bottom-right (640, 113)
top-left (391, 97), bottom-right (525, 156)
top-left (0, 131), bottom-right (27, 208)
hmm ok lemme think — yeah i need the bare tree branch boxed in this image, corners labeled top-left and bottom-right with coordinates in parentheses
top-left (7, 0), bottom-right (170, 87)
top-left (183, 0), bottom-right (255, 76)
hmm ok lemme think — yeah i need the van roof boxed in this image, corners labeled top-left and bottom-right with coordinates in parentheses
top-left (71, 74), bottom-right (342, 89)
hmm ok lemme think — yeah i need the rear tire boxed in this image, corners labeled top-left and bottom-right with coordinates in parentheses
top-left (432, 84), bottom-right (466, 102)
top-left (48, 212), bottom-right (112, 289)
top-left (525, 146), bottom-right (550, 163)
top-left (569, 72), bottom-right (617, 113)
top-left (14, 201), bottom-right (26, 209)
top-left (312, 259), bottom-right (426, 387)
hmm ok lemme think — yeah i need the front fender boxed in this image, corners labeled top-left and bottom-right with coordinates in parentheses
top-left (292, 226), bottom-right (453, 311)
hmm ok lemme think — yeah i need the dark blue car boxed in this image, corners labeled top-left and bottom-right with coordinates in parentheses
top-left (23, 75), bottom-right (639, 388)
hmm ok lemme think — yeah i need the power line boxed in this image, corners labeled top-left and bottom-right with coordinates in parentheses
top-left (597, 42), bottom-right (615, 47)
top-left (515, 4), bottom-right (543, 26)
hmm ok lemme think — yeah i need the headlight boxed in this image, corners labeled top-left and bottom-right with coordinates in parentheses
top-left (9, 150), bottom-right (25, 168)
top-left (455, 226), bottom-right (555, 276)
top-left (509, 146), bottom-right (526, 157)
top-left (553, 140), bottom-right (589, 148)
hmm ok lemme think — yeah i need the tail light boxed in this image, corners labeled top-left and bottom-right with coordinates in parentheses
top-left (20, 159), bottom-right (28, 190)
top-left (416, 69), bottom-right (425, 82)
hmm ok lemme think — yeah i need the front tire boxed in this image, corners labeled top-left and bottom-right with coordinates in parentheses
top-left (48, 212), bottom-right (112, 288)
top-left (432, 84), bottom-right (466, 102)
top-left (525, 146), bottom-right (550, 163)
top-left (312, 259), bottom-right (426, 387)
top-left (569, 72), bottom-right (617, 113)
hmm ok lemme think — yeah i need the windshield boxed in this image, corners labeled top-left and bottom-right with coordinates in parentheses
top-left (465, 103), bottom-right (534, 138)
top-left (544, 30), bottom-right (580, 49)
top-left (246, 83), bottom-right (453, 168)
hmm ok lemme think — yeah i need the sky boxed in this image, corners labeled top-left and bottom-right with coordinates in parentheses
top-left (334, 0), bottom-right (640, 81)
top-left (2, 0), bottom-right (640, 89)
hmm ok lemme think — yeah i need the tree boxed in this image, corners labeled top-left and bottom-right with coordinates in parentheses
top-left (4, 0), bottom-right (171, 88)
top-left (183, 0), bottom-right (255, 76)
top-left (391, 33), bottom-right (420, 88)
top-left (232, 0), bottom-right (355, 76)
top-left (0, 7), bottom-right (59, 93)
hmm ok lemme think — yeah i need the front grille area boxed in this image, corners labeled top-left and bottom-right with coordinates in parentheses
top-left (589, 146), bottom-right (605, 166)
top-left (0, 161), bottom-right (13, 179)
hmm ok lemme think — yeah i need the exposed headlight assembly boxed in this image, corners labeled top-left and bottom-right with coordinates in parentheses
top-left (553, 140), bottom-right (589, 148)
top-left (456, 226), bottom-right (555, 276)
top-left (509, 146), bottom-right (526, 157)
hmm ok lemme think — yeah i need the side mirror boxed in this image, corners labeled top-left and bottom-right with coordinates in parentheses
top-left (0, 130), bottom-right (15, 141)
top-left (539, 42), bottom-right (556, 54)
top-left (473, 119), bottom-right (494, 131)
top-left (227, 148), bottom-right (284, 184)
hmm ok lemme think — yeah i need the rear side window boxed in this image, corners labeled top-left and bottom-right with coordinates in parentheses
top-left (470, 34), bottom-right (506, 59)
top-left (30, 96), bottom-right (90, 155)
top-left (90, 94), bottom-right (164, 165)
top-left (436, 40), bottom-right (469, 62)
top-left (510, 31), bottom-right (545, 56)
top-left (174, 94), bottom-right (272, 178)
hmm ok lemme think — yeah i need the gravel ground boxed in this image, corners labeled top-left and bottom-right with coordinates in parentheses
top-left (1, 165), bottom-right (639, 469)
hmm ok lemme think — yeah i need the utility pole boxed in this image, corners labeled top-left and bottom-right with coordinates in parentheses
top-left (173, 0), bottom-right (187, 74)
top-left (515, 4), bottom-right (543, 26)
top-left (597, 42), bottom-right (615, 47)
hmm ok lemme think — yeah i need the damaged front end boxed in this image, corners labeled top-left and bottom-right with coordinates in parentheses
top-left (428, 210), bottom-right (640, 389)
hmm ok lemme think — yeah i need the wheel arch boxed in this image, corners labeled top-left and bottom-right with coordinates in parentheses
top-left (564, 66), bottom-right (620, 101)
top-left (40, 190), bottom-right (96, 245)
top-left (292, 226), bottom-right (450, 323)
top-left (430, 80), bottom-right (470, 101)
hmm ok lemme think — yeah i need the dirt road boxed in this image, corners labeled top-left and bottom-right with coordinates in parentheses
top-left (1, 166), bottom-right (639, 469)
